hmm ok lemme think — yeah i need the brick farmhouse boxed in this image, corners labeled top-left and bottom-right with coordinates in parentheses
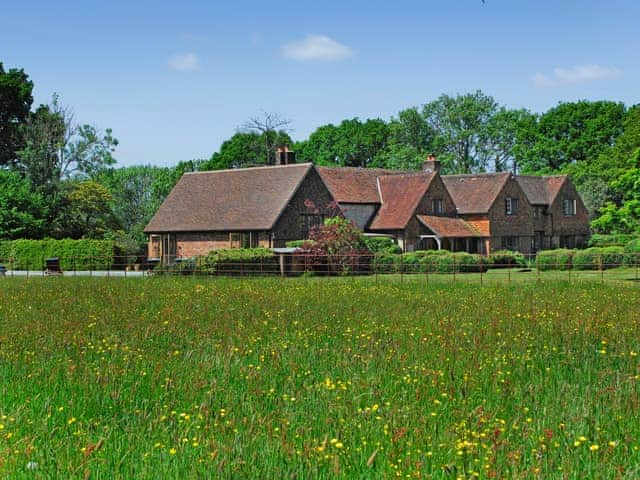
top-left (144, 153), bottom-right (589, 261)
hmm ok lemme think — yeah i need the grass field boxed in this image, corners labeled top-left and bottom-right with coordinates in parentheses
top-left (1, 276), bottom-right (639, 479)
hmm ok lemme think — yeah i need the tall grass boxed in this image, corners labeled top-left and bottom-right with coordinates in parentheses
top-left (0, 277), bottom-right (639, 478)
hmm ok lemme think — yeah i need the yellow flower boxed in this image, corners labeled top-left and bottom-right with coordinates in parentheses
top-left (335, 442), bottom-right (344, 449)
top-left (169, 448), bottom-right (177, 455)
top-left (589, 444), bottom-right (599, 452)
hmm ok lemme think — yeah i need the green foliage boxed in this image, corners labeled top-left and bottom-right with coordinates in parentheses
top-left (588, 233), bottom-right (637, 247)
top-left (572, 247), bottom-right (625, 270)
top-left (535, 249), bottom-right (575, 271)
top-left (6, 239), bottom-right (115, 270)
top-left (0, 240), bottom-right (13, 260)
top-left (297, 118), bottom-right (390, 168)
top-left (200, 248), bottom-right (278, 275)
top-left (202, 131), bottom-right (292, 170)
top-left (56, 180), bottom-right (116, 239)
top-left (372, 250), bottom-right (488, 274)
top-left (488, 250), bottom-right (527, 268)
top-left (362, 236), bottom-right (402, 254)
top-left (0, 62), bottom-right (33, 167)
top-left (623, 238), bottom-right (640, 266)
top-left (285, 240), bottom-right (308, 248)
top-left (0, 169), bottom-right (48, 239)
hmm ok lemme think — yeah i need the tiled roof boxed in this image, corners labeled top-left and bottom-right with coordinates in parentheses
top-left (144, 163), bottom-right (313, 232)
top-left (442, 173), bottom-right (510, 214)
top-left (316, 166), bottom-right (404, 203)
top-left (516, 175), bottom-right (567, 205)
top-left (417, 215), bottom-right (488, 238)
top-left (368, 173), bottom-right (435, 230)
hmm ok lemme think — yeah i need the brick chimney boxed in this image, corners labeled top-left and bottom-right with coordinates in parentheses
top-left (275, 145), bottom-right (296, 165)
top-left (422, 154), bottom-right (440, 174)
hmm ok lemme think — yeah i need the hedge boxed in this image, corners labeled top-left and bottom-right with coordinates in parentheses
top-left (624, 238), bottom-right (640, 266)
top-left (488, 250), bottom-right (527, 269)
top-left (199, 248), bottom-right (278, 275)
top-left (588, 233), bottom-right (638, 247)
top-left (372, 250), bottom-right (488, 274)
top-left (535, 249), bottom-right (575, 271)
top-left (0, 241), bottom-right (13, 262)
top-left (363, 237), bottom-right (402, 254)
top-left (0, 239), bottom-right (116, 270)
top-left (572, 246), bottom-right (625, 270)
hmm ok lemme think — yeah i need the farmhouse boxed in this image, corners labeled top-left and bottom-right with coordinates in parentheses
top-left (145, 151), bottom-right (590, 261)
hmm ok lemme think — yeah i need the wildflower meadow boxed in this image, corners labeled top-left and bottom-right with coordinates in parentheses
top-left (0, 276), bottom-right (639, 478)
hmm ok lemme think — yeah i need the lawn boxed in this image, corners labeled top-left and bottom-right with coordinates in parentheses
top-left (0, 277), bottom-right (639, 479)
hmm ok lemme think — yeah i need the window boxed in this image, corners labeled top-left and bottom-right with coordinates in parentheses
top-left (505, 197), bottom-right (519, 215)
top-left (300, 214), bottom-right (324, 238)
top-left (560, 235), bottom-right (576, 249)
top-left (230, 232), bottom-right (257, 248)
top-left (501, 236), bottom-right (519, 251)
top-left (563, 198), bottom-right (577, 216)
top-left (431, 198), bottom-right (444, 215)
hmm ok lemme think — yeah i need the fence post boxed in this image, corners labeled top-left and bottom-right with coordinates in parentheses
top-left (452, 257), bottom-right (456, 283)
top-left (479, 259), bottom-right (483, 286)
top-left (400, 255), bottom-right (404, 283)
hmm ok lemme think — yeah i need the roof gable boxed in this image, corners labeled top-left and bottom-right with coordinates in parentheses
top-left (516, 175), bottom-right (567, 205)
top-left (144, 163), bottom-right (313, 233)
top-left (368, 173), bottom-right (435, 230)
top-left (442, 173), bottom-right (510, 214)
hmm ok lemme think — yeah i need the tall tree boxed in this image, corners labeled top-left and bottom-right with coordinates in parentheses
top-left (0, 170), bottom-right (47, 240)
top-left (241, 112), bottom-right (292, 165)
top-left (201, 132), bottom-right (292, 170)
top-left (55, 180), bottom-right (115, 239)
top-left (0, 62), bottom-right (33, 167)
top-left (520, 100), bottom-right (626, 173)
top-left (480, 107), bottom-right (537, 172)
top-left (422, 90), bottom-right (498, 173)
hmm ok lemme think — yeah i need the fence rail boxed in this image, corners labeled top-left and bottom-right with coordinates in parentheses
top-left (0, 253), bottom-right (639, 283)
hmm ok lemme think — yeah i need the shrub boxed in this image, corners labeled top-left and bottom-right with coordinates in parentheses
top-left (588, 233), bottom-right (637, 247)
top-left (536, 249), bottom-right (575, 271)
top-left (363, 237), bottom-right (402, 254)
top-left (200, 248), bottom-right (278, 275)
top-left (488, 250), bottom-right (527, 269)
top-left (285, 240), bottom-right (308, 249)
top-left (371, 250), bottom-right (488, 274)
top-left (0, 241), bottom-right (13, 262)
top-left (9, 239), bottom-right (115, 270)
top-left (451, 252), bottom-right (490, 273)
top-left (573, 247), bottom-right (625, 270)
top-left (372, 252), bottom-right (400, 273)
top-left (623, 238), bottom-right (640, 266)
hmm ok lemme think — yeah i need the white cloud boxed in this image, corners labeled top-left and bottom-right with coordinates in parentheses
top-left (282, 34), bottom-right (353, 61)
top-left (167, 53), bottom-right (200, 72)
top-left (533, 64), bottom-right (622, 87)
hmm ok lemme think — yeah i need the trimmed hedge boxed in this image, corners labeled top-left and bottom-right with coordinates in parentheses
top-left (199, 248), bottom-right (278, 275)
top-left (285, 240), bottom-right (308, 249)
top-left (535, 249), bottom-right (575, 271)
top-left (488, 250), bottom-right (527, 269)
top-left (0, 241), bottom-right (12, 262)
top-left (573, 247), bottom-right (625, 270)
top-left (0, 239), bottom-right (116, 270)
top-left (623, 238), bottom-right (640, 266)
top-left (372, 250), bottom-right (488, 274)
top-left (588, 233), bottom-right (638, 247)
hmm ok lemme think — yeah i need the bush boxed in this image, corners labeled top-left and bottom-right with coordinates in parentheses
top-left (372, 252), bottom-right (400, 273)
top-left (573, 247), bottom-right (625, 270)
top-left (372, 250), bottom-right (488, 274)
top-left (0, 241), bottom-right (13, 262)
top-left (535, 249), bottom-right (575, 271)
top-left (488, 250), bottom-right (527, 269)
top-left (623, 238), bottom-right (640, 266)
top-left (285, 240), bottom-right (308, 248)
top-left (588, 234), bottom-right (637, 247)
top-left (7, 239), bottom-right (115, 270)
top-left (363, 237), bottom-right (402, 254)
top-left (200, 248), bottom-right (278, 275)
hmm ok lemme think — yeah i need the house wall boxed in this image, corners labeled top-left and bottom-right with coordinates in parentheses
top-left (271, 166), bottom-right (338, 247)
top-left (487, 177), bottom-right (535, 254)
top-left (548, 180), bottom-right (590, 248)
top-left (148, 231), bottom-right (272, 259)
top-left (340, 203), bottom-right (378, 230)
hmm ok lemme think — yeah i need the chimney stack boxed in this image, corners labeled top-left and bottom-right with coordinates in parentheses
top-left (275, 145), bottom-right (296, 165)
top-left (422, 154), bottom-right (441, 174)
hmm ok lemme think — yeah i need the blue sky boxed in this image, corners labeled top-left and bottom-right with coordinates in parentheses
top-left (2, 0), bottom-right (638, 167)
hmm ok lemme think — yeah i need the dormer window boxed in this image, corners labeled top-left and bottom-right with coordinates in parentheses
top-left (505, 197), bottom-right (518, 215)
top-left (432, 198), bottom-right (443, 215)
top-left (563, 198), bottom-right (577, 216)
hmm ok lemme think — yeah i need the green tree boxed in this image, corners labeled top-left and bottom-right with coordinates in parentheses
top-left (520, 100), bottom-right (626, 173)
top-left (298, 118), bottom-right (389, 167)
top-left (0, 62), bottom-right (33, 167)
top-left (0, 170), bottom-right (47, 239)
top-left (56, 180), bottom-right (116, 239)
top-left (480, 107), bottom-right (537, 172)
top-left (422, 91), bottom-right (499, 173)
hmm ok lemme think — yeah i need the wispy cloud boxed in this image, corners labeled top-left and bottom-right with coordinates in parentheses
top-left (282, 35), bottom-right (353, 61)
top-left (533, 64), bottom-right (622, 87)
top-left (167, 53), bottom-right (200, 72)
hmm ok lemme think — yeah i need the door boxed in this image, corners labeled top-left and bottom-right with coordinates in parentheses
top-left (162, 234), bottom-right (177, 264)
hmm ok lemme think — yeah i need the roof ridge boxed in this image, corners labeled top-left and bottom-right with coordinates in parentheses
top-left (186, 163), bottom-right (312, 175)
